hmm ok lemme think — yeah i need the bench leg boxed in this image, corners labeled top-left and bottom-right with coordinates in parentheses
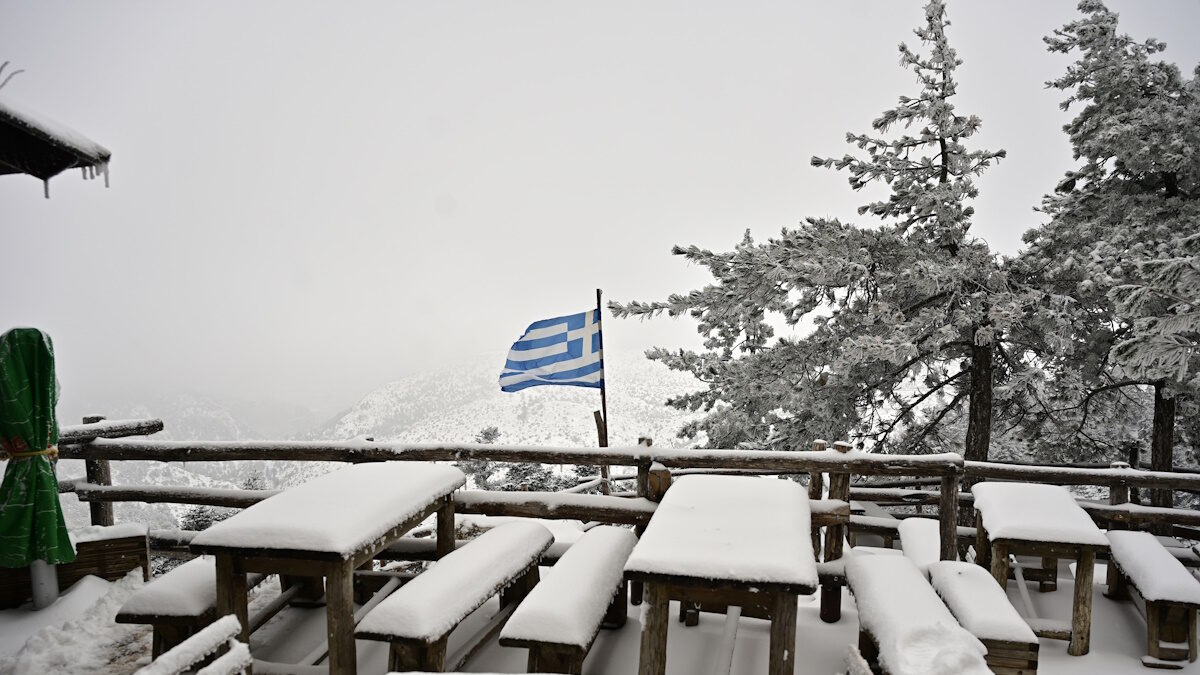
top-left (152, 625), bottom-right (191, 659)
top-left (529, 645), bottom-right (584, 674)
top-left (768, 593), bottom-right (797, 675)
top-left (601, 580), bottom-right (628, 629)
top-left (1148, 600), bottom-right (1163, 660)
top-left (677, 600), bottom-right (699, 626)
top-left (1068, 549), bottom-right (1095, 656)
top-left (500, 566), bottom-right (539, 609)
top-left (638, 583), bottom-right (669, 675)
top-left (1039, 557), bottom-right (1058, 592)
top-left (1106, 566), bottom-right (1132, 601)
top-left (858, 630), bottom-right (880, 673)
top-left (390, 637), bottom-right (448, 672)
top-left (819, 582), bottom-right (841, 623)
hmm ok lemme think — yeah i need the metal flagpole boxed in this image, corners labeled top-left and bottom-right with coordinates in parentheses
top-left (595, 288), bottom-right (611, 495)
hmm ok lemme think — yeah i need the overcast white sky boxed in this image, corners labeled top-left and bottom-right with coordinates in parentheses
top-left (3, 1), bottom-right (1199, 421)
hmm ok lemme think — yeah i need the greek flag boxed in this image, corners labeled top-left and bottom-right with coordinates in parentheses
top-left (500, 309), bottom-right (604, 392)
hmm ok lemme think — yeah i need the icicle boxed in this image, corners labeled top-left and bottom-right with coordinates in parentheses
top-left (43, 179), bottom-right (49, 199)
top-left (80, 166), bottom-right (87, 179)
top-left (102, 162), bottom-right (109, 188)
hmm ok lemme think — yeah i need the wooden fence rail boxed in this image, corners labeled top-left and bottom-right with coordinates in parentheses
top-left (53, 417), bottom-right (1200, 573)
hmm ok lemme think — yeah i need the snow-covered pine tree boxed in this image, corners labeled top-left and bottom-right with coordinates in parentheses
top-left (1018, 0), bottom-right (1200, 488)
top-left (455, 426), bottom-right (502, 490)
top-left (614, 1), bottom-right (1031, 460)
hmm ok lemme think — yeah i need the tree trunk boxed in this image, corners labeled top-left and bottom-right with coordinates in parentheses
top-left (961, 339), bottom-right (994, 526)
top-left (1150, 380), bottom-right (1177, 509)
top-left (964, 340), bottom-right (994, 463)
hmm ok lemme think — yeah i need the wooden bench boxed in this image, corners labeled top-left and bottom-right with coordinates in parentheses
top-left (1107, 530), bottom-right (1200, 667)
top-left (499, 525), bottom-right (637, 673)
top-left (849, 514), bottom-right (900, 549)
top-left (846, 555), bottom-right (990, 675)
top-left (116, 557), bottom-right (264, 658)
top-left (928, 561), bottom-right (1039, 675)
top-left (356, 521), bottom-right (554, 672)
top-left (132, 614), bottom-right (249, 675)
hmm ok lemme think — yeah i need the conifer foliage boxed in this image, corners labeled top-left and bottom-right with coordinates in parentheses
top-left (613, 1), bottom-right (1026, 459)
top-left (1019, 0), bottom-right (1199, 481)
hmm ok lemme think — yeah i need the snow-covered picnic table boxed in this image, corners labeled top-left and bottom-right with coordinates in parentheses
top-left (624, 475), bottom-right (818, 675)
top-left (190, 463), bottom-right (465, 675)
top-left (971, 481), bottom-right (1108, 656)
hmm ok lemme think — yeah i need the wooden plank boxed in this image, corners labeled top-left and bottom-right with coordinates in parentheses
top-left (59, 417), bottom-right (164, 443)
top-left (59, 438), bottom-right (966, 475)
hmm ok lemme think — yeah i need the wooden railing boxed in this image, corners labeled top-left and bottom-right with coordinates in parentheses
top-left (54, 415), bottom-right (1200, 568)
top-left (55, 418), bottom-right (966, 564)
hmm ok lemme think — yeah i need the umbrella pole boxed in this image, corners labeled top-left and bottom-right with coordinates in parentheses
top-left (30, 559), bottom-right (59, 609)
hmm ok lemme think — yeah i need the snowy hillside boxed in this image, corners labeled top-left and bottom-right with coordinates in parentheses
top-left (312, 352), bottom-right (701, 447)
top-left (58, 353), bottom-right (702, 529)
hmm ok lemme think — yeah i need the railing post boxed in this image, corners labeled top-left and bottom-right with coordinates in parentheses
top-left (820, 440), bottom-right (851, 624)
top-left (636, 437), bottom-right (653, 498)
top-left (1107, 461), bottom-right (1132, 587)
top-left (824, 442), bottom-right (851, 563)
top-left (939, 473), bottom-right (959, 561)
top-left (808, 439), bottom-right (827, 560)
top-left (81, 415), bottom-right (114, 527)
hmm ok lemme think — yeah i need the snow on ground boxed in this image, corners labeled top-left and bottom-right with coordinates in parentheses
top-left (3, 555), bottom-right (1200, 673)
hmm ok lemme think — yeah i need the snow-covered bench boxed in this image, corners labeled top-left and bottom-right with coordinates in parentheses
top-left (928, 561), bottom-right (1039, 675)
top-left (845, 555), bottom-right (990, 675)
top-left (356, 521), bottom-right (554, 672)
top-left (116, 557), bottom-right (265, 658)
top-left (849, 514), bottom-right (900, 549)
top-left (132, 614), bottom-right (249, 675)
top-left (499, 525), bottom-right (637, 673)
top-left (1107, 530), bottom-right (1200, 666)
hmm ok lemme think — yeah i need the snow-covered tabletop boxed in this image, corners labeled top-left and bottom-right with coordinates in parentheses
top-left (191, 463), bottom-right (465, 558)
top-left (971, 482), bottom-right (1107, 547)
top-left (624, 475), bottom-right (818, 591)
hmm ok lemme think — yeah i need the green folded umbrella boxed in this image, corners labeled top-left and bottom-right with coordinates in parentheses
top-left (0, 328), bottom-right (75, 567)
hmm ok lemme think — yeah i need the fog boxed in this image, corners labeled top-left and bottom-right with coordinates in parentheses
top-left (3, 1), bottom-right (1198, 427)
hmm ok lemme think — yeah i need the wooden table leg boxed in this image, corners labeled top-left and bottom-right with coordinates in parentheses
top-left (326, 560), bottom-right (357, 675)
top-left (436, 495), bottom-right (455, 558)
top-left (975, 513), bottom-right (990, 569)
top-left (1068, 549), bottom-right (1095, 656)
top-left (214, 554), bottom-right (250, 644)
top-left (638, 583), bottom-right (669, 675)
top-left (990, 543), bottom-right (1009, 590)
top-left (768, 592), bottom-right (798, 675)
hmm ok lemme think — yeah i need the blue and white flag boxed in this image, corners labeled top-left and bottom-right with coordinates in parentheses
top-left (500, 309), bottom-right (604, 392)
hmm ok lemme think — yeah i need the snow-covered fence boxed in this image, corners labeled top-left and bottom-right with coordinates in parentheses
top-left (60, 415), bottom-right (166, 526)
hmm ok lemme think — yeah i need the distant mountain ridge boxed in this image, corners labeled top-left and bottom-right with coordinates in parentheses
top-left (60, 353), bottom-right (702, 530)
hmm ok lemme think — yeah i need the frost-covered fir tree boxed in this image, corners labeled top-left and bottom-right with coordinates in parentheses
top-left (1018, 0), bottom-right (1200, 484)
top-left (613, 1), bottom-right (1038, 461)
